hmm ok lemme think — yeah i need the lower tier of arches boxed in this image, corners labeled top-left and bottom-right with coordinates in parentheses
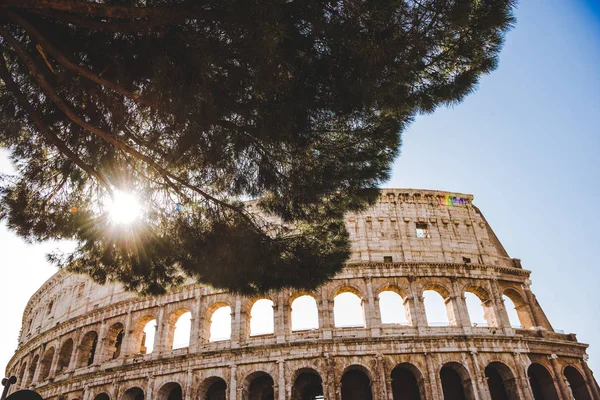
top-left (15, 343), bottom-right (598, 400)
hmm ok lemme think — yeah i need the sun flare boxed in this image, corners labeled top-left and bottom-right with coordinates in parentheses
top-left (108, 191), bottom-right (142, 225)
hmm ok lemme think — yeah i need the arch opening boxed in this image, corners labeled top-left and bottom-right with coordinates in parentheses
top-left (291, 296), bottom-right (319, 331)
top-left (171, 311), bottom-right (192, 349)
top-left (209, 306), bottom-right (232, 341)
top-left (26, 355), bottom-right (38, 385)
top-left (564, 366), bottom-right (592, 400)
top-left (391, 364), bottom-right (421, 400)
top-left (334, 292), bottom-right (365, 328)
top-left (121, 387), bottom-right (144, 400)
top-left (341, 367), bottom-right (372, 400)
top-left (503, 290), bottom-right (534, 329)
top-left (93, 393), bottom-right (110, 400)
top-left (292, 369), bottom-right (324, 400)
top-left (250, 299), bottom-right (275, 336)
top-left (440, 362), bottom-right (475, 400)
top-left (199, 377), bottom-right (227, 400)
top-left (379, 291), bottom-right (409, 325)
top-left (56, 338), bottom-right (74, 374)
top-left (423, 290), bottom-right (450, 326)
top-left (105, 323), bottom-right (125, 360)
top-left (245, 372), bottom-right (274, 400)
top-left (39, 347), bottom-right (55, 381)
top-left (528, 363), bottom-right (559, 400)
top-left (131, 317), bottom-right (157, 355)
top-left (485, 362), bottom-right (518, 400)
top-left (76, 331), bottom-right (98, 368)
top-left (157, 382), bottom-right (183, 400)
top-left (464, 292), bottom-right (487, 327)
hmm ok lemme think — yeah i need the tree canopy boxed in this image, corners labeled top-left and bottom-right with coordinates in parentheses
top-left (0, 0), bottom-right (516, 295)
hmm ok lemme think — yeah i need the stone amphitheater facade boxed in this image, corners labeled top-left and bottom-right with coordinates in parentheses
top-left (5, 189), bottom-right (599, 400)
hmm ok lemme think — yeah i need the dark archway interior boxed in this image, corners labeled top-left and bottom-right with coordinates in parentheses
top-left (341, 369), bottom-right (372, 400)
top-left (248, 375), bottom-right (274, 400)
top-left (122, 388), bottom-right (144, 400)
top-left (205, 379), bottom-right (227, 400)
top-left (485, 366), bottom-right (508, 400)
top-left (528, 364), bottom-right (559, 400)
top-left (94, 393), bottom-right (110, 400)
top-left (564, 366), bottom-right (591, 400)
top-left (391, 366), bottom-right (420, 400)
top-left (440, 366), bottom-right (467, 400)
top-left (292, 371), bottom-right (324, 400)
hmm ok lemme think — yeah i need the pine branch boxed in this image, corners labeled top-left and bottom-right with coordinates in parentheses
top-left (6, 11), bottom-right (150, 106)
top-left (0, 52), bottom-right (112, 191)
top-left (0, 26), bottom-right (253, 223)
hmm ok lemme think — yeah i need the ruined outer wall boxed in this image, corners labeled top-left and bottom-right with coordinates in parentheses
top-left (5, 189), bottom-right (599, 400)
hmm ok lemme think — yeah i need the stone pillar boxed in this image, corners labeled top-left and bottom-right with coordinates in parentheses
top-left (184, 369), bottom-right (193, 400)
top-left (67, 331), bottom-right (82, 372)
top-left (274, 295), bottom-right (287, 344)
top-left (408, 278), bottom-right (427, 330)
top-left (121, 310), bottom-right (133, 357)
top-left (145, 375), bottom-right (155, 400)
top-left (375, 355), bottom-right (388, 400)
top-left (450, 279), bottom-right (472, 330)
top-left (424, 353), bottom-right (441, 400)
top-left (489, 280), bottom-right (514, 334)
top-left (364, 277), bottom-right (377, 332)
top-left (277, 359), bottom-right (286, 400)
top-left (152, 306), bottom-right (166, 357)
top-left (229, 364), bottom-right (238, 400)
top-left (512, 352), bottom-right (534, 400)
top-left (190, 290), bottom-right (203, 352)
top-left (469, 351), bottom-right (488, 400)
top-left (320, 287), bottom-right (334, 340)
top-left (580, 359), bottom-right (600, 400)
top-left (549, 356), bottom-right (572, 400)
top-left (324, 355), bottom-right (337, 400)
top-left (231, 296), bottom-right (244, 348)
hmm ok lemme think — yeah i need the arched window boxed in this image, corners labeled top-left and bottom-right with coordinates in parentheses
top-left (26, 355), bottom-right (38, 385)
top-left (341, 367), bottom-right (372, 400)
top-left (440, 362), bottom-right (476, 400)
top-left (528, 363), bottom-right (559, 400)
top-left (76, 331), bottom-right (98, 368)
top-left (250, 299), bottom-right (274, 336)
top-left (121, 387), bottom-right (144, 400)
top-left (39, 347), bottom-right (55, 381)
top-left (391, 364), bottom-right (422, 400)
top-left (210, 306), bottom-right (232, 341)
top-left (334, 292), bottom-right (364, 328)
top-left (169, 309), bottom-right (191, 350)
top-left (292, 369), bottom-right (324, 400)
top-left (56, 338), bottom-right (74, 374)
top-left (291, 296), bottom-right (319, 331)
top-left (485, 362), bottom-right (519, 400)
top-left (502, 289), bottom-right (535, 328)
top-left (199, 377), bottom-right (227, 400)
top-left (423, 290), bottom-right (450, 326)
top-left (156, 382), bottom-right (183, 400)
top-left (564, 366), bottom-right (592, 400)
top-left (379, 291), bottom-right (408, 325)
top-left (17, 362), bottom-right (27, 388)
top-left (94, 393), bottom-right (110, 400)
top-left (244, 372), bottom-right (274, 400)
top-left (464, 292), bottom-right (487, 327)
top-left (105, 323), bottom-right (125, 360)
top-left (141, 319), bottom-right (157, 354)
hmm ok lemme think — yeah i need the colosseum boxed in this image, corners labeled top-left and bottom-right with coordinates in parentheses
top-left (4, 189), bottom-right (599, 400)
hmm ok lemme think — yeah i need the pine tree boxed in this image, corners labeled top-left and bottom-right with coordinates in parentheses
top-left (0, 0), bottom-right (516, 295)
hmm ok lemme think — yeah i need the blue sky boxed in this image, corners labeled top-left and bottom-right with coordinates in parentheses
top-left (387, 0), bottom-right (600, 373)
top-left (1, 0), bottom-right (599, 380)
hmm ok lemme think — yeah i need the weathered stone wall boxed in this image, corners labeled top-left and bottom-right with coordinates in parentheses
top-left (5, 189), bottom-right (599, 400)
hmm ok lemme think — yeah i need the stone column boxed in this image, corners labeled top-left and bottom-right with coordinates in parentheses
top-left (229, 364), bottom-right (238, 400)
top-left (184, 369), bottom-right (193, 400)
top-left (450, 278), bottom-right (472, 330)
top-left (277, 359), bottom-right (286, 400)
top-left (274, 295), bottom-right (287, 344)
top-left (580, 358), bottom-right (600, 400)
top-left (424, 353), bottom-right (441, 400)
top-left (375, 355), bottom-right (388, 400)
top-left (468, 351), bottom-right (488, 400)
top-left (364, 277), bottom-right (377, 332)
top-left (324, 356), bottom-right (337, 400)
top-left (408, 278), bottom-right (427, 330)
top-left (145, 375), bottom-right (155, 400)
top-left (549, 356), bottom-right (572, 400)
top-left (121, 310), bottom-right (133, 357)
top-left (231, 296), bottom-right (244, 348)
top-left (511, 352), bottom-right (534, 400)
top-left (319, 287), bottom-right (334, 340)
top-left (190, 290), bottom-right (203, 352)
top-left (152, 306), bottom-right (166, 357)
top-left (489, 280), bottom-right (514, 334)
top-left (67, 331), bottom-right (82, 372)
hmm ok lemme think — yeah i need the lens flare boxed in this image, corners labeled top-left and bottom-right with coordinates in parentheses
top-left (108, 191), bottom-right (141, 224)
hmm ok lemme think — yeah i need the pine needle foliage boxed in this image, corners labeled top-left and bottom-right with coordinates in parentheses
top-left (0, 0), bottom-right (516, 295)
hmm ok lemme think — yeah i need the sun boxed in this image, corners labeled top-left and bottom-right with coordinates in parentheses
top-left (108, 191), bottom-right (142, 224)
